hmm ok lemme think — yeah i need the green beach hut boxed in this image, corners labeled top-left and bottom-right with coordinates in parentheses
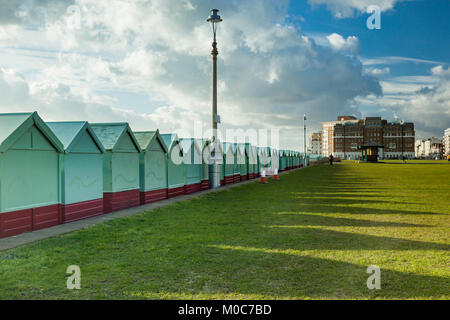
top-left (134, 130), bottom-right (168, 204)
top-left (271, 148), bottom-right (279, 172)
top-left (46, 121), bottom-right (105, 223)
top-left (0, 112), bottom-right (64, 238)
top-left (222, 142), bottom-right (235, 185)
top-left (196, 139), bottom-right (211, 190)
top-left (244, 143), bottom-right (257, 179)
top-left (180, 138), bottom-right (202, 194)
top-left (232, 143), bottom-right (242, 183)
top-left (91, 123), bottom-right (141, 213)
top-left (161, 134), bottom-right (186, 198)
top-left (237, 143), bottom-right (249, 181)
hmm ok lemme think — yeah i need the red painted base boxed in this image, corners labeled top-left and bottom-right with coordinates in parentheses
top-left (103, 189), bottom-right (140, 213)
top-left (185, 182), bottom-right (201, 195)
top-left (200, 180), bottom-right (210, 190)
top-left (220, 179), bottom-right (224, 186)
top-left (140, 188), bottom-right (168, 205)
top-left (224, 175), bottom-right (234, 185)
top-left (240, 175), bottom-right (248, 181)
top-left (63, 199), bottom-right (104, 223)
top-left (0, 204), bottom-right (61, 238)
top-left (233, 174), bottom-right (240, 183)
top-left (168, 185), bottom-right (185, 198)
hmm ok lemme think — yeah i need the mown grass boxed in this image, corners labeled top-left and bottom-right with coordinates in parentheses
top-left (0, 161), bottom-right (449, 299)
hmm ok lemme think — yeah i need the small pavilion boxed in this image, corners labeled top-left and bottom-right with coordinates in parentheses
top-left (359, 142), bottom-right (384, 162)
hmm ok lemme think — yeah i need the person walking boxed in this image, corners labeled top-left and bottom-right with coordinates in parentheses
top-left (329, 154), bottom-right (334, 165)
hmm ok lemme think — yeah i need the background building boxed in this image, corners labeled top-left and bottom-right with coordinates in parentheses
top-left (321, 116), bottom-right (415, 160)
top-left (415, 139), bottom-right (425, 158)
top-left (308, 132), bottom-right (321, 154)
top-left (321, 116), bottom-right (358, 156)
top-left (424, 137), bottom-right (443, 158)
top-left (444, 128), bottom-right (450, 157)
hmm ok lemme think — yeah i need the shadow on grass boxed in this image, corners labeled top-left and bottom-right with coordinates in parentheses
top-left (274, 213), bottom-right (430, 228)
top-left (115, 242), bottom-right (449, 300)
top-left (289, 204), bottom-right (443, 216)
top-left (257, 226), bottom-right (449, 251)
top-left (290, 196), bottom-right (413, 206)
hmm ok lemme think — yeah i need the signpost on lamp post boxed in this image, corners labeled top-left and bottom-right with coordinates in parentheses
top-left (207, 9), bottom-right (222, 189)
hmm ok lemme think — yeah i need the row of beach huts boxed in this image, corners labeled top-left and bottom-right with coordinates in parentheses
top-left (0, 112), bottom-right (323, 238)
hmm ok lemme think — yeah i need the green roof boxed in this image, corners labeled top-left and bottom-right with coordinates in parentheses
top-left (160, 133), bottom-right (183, 154)
top-left (134, 130), bottom-right (168, 153)
top-left (46, 121), bottom-right (105, 153)
top-left (0, 113), bottom-right (32, 145)
top-left (91, 123), bottom-right (140, 152)
top-left (0, 112), bottom-right (64, 153)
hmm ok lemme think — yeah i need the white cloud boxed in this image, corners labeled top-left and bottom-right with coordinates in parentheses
top-left (364, 67), bottom-right (390, 76)
top-left (308, 0), bottom-right (402, 18)
top-left (326, 33), bottom-right (359, 53)
top-left (362, 56), bottom-right (445, 66)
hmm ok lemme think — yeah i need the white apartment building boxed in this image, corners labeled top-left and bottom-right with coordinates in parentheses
top-left (415, 139), bottom-right (425, 157)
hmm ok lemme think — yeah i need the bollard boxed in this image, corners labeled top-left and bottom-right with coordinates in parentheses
top-left (260, 166), bottom-right (267, 184)
top-left (273, 167), bottom-right (279, 180)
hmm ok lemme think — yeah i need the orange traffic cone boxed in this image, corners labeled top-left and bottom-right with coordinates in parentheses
top-left (260, 166), bottom-right (267, 183)
top-left (273, 167), bottom-right (279, 180)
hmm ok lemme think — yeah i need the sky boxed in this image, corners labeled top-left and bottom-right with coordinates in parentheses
top-left (0, 0), bottom-right (448, 150)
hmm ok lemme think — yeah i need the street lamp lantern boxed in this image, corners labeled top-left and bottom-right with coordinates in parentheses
top-left (207, 9), bottom-right (222, 189)
top-left (207, 9), bottom-right (222, 42)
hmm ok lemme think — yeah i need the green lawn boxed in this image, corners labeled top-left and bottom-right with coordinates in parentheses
top-left (1, 162), bottom-right (449, 299)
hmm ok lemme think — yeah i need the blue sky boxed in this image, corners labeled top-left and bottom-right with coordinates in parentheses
top-left (0, 0), bottom-right (448, 149)
top-left (291, 0), bottom-right (449, 65)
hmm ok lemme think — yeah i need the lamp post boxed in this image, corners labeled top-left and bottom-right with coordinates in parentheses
top-left (207, 9), bottom-right (222, 189)
top-left (303, 114), bottom-right (307, 167)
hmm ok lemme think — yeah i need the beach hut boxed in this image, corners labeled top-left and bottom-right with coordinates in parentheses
top-left (91, 123), bottom-right (141, 213)
top-left (279, 150), bottom-right (286, 172)
top-left (161, 134), bottom-right (186, 198)
top-left (294, 152), bottom-right (299, 168)
top-left (134, 130), bottom-right (168, 205)
top-left (261, 147), bottom-right (272, 170)
top-left (232, 143), bottom-right (242, 183)
top-left (0, 112), bottom-right (64, 238)
top-left (252, 145), bottom-right (260, 177)
top-left (256, 147), bottom-right (265, 176)
top-left (46, 122), bottom-right (105, 223)
top-left (180, 138), bottom-right (202, 194)
top-left (244, 143), bottom-right (256, 179)
top-left (289, 150), bottom-right (294, 170)
top-left (196, 139), bottom-right (211, 190)
top-left (237, 143), bottom-right (249, 181)
top-left (222, 142), bottom-right (235, 185)
top-left (271, 148), bottom-right (279, 172)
